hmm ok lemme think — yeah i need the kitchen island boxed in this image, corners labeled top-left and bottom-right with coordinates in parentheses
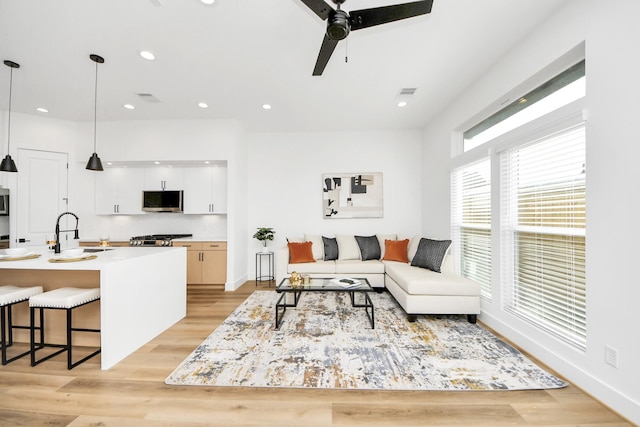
top-left (0, 246), bottom-right (187, 370)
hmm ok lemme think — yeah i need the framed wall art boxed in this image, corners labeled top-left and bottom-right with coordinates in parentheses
top-left (322, 172), bottom-right (383, 219)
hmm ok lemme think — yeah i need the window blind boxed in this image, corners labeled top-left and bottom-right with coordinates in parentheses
top-left (451, 158), bottom-right (492, 299)
top-left (500, 124), bottom-right (586, 350)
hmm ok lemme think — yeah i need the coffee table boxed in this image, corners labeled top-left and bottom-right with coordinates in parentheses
top-left (275, 277), bottom-right (375, 330)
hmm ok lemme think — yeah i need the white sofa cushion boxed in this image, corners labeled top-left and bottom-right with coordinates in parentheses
top-left (383, 261), bottom-right (480, 297)
top-left (336, 235), bottom-right (361, 260)
top-left (335, 259), bottom-right (385, 274)
top-left (304, 233), bottom-right (324, 260)
top-left (287, 260), bottom-right (336, 274)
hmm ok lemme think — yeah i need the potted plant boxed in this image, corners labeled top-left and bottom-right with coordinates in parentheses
top-left (253, 227), bottom-right (275, 252)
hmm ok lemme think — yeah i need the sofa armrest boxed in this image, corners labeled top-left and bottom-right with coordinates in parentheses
top-left (274, 245), bottom-right (289, 285)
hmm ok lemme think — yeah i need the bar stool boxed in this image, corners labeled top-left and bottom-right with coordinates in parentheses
top-left (29, 287), bottom-right (101, 370)
top-left (0, 285), bottom-right (44, 365)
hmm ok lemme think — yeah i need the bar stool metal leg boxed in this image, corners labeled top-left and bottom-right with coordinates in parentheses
top-left (29, 288), bottom-right (101, 370)
top-left (1, 285), bottom-right (44, 365)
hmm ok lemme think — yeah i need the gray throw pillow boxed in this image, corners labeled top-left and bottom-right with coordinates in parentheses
top-left (323, 236), bottom-right (339, 261)
top-left (410, 238), bottom-right (451, 272)
top-left (355, 235), bottom-right (381, 261)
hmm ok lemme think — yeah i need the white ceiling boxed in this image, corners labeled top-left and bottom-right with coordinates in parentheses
top-left (0, 0), bottom-right (566, 132)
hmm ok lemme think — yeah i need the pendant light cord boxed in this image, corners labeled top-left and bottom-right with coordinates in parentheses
top-left (7, 66), bottom-right (13, 153)
top-left (93, 59), bottom-right (98, 153)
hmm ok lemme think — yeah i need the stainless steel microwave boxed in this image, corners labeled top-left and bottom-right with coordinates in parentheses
top-left (0, 191), bottom-right (8, 216)
top-left (142, 190), bottom-right (183, 212)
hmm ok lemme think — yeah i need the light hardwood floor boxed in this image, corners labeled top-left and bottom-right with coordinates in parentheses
top-left (0, 282), bottom-right (633, 427)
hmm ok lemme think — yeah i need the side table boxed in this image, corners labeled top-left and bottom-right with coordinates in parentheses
top-left (255, 251), bottom-right (274, 285)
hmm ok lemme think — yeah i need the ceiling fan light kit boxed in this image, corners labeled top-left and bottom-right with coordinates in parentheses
top-left (301, 0), bottom-right (434, 76)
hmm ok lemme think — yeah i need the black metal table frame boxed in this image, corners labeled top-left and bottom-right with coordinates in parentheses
top-left (275, 279), bottom-right (375, 330)
top-left (255, 251), bottom-right (274, 285)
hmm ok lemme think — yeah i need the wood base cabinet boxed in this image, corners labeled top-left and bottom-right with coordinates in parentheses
top-left (174, 241), bottom-right (226, 285)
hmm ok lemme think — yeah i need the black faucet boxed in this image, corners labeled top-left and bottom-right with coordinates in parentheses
top-left (54, 211), bottom-right (79, 254)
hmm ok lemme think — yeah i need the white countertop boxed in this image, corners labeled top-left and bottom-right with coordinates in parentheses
top-left (172, 237), bottom-right (227, 242)
top-left (0, 246), bottom-right (185, 271)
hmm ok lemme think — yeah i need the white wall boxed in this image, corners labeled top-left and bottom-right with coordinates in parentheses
top-left (247, 130), bottom-right (423, 276)
top-left (421, 0), bottom-right (640, 423)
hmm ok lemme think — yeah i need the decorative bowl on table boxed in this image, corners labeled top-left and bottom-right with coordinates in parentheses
top-left (4, 248), bottom-right (28, 257)
top-left (61, 248), bottom-right (84, 257)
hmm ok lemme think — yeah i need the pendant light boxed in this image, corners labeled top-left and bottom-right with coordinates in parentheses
top-left (86, 54), bottom-right (104, 171)
top-left (1, 60), bottom-right (20, 173)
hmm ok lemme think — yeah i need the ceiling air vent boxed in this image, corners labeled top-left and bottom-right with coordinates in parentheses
top-left (397, 88), bottom-right (417, 97)
top-left (137, 93), bottom-right (161, 103)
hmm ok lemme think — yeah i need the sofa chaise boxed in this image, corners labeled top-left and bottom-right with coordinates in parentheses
top-left (274, 234), bottom-right (481, 323)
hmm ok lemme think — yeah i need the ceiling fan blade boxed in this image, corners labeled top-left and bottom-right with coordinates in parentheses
top-left (300, 0), bottom-right (333, 20)
top-left (313, 34), bottom-right (339, 76)
top-left (350, 0), bottom-right (433, 31)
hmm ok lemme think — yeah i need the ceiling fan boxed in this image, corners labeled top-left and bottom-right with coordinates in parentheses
top-left (300, 0), bottom-right (434, 76)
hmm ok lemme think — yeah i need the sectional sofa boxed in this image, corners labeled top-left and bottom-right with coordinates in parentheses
top-left (274, 234), bottom-right (481, 323)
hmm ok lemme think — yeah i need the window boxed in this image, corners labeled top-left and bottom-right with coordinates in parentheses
top-left (451, 159), bottom-right (492, 299)
top-left (464, 60), bottom-right (585, 152)
top-left (500, 124), bottom-right (586, 349)
top-left (452, 54), bottom-right (587, 350)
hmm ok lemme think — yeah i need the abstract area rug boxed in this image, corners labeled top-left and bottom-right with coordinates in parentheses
top-left (165, 291), bottom-right (567, 390)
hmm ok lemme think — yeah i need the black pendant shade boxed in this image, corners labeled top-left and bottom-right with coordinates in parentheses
top-left (86, 54), bottom-right (105, 171)
top-left (2, 60), bottom-right (20, 173)
top-left (86, 152), bottom-right (103, 171)
top-left (0, 154), bottom-right (18, 172)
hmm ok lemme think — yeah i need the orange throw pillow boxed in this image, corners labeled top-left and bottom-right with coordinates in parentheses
top-left (382, 239), bottom-right (410, 263)
top-left (288, 241), bottom-right (316, 264)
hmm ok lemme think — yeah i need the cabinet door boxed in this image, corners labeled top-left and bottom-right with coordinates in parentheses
top-left (183, 167), bottom-right (212, 214)
top-left (201, 250), bottom-right (226, 284)
top-left (186, 250), bottom-right (203, 284)
top-left (96, 168), bottom-right (144, 215)
top-left (144, 167), bottom-right (184, 190)
top-left (116, 168), bottom-right (145, 214)
top-left (210, 166), bottom-right (227, 214)
top-left (95, 169), bottom-right (119, 214)
top-left (173, 242), bottom-right (204, 284)
top-left (183, 166), bottom-right (227, 214)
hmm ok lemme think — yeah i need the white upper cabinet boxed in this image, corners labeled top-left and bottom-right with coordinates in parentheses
top-left (183, 166), bottom-right (227, 214)
top-left (96, 168), bottom-right (145, 215)
top-left (143, 167), bottom-right (184, 191)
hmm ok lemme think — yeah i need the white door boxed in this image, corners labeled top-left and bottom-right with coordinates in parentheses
top-left (16, 149), bottom-right (68, 247)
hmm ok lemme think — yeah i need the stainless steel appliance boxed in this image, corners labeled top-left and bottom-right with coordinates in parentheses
top-left (142, 190), bottom-right (183, 212)
top-left (0, 189), bottom-right (8, 216)
top-left (129, 233), bottom-right (192, 246)
top-left (0, 188), bottom-right (9, 249)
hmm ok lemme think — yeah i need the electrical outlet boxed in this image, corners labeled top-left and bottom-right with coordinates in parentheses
top-left (605, 345), bottom-right (618, 368)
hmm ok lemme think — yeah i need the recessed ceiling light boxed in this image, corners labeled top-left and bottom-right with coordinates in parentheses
top-left (204, 161), bottom-right (210, 164)
top-left (154, 161), bottom-right (160, 165)
top-left (397, 101), bottom-right (408, 108)
top-left (36, 107), bottom-right (48, 113)
top-left (198, 102), bottom-right (208, 108)
top-left (140, 51), bottom-right (156, 61)
top-left (262, 104), bottom-right (272, 110)
top-left (200, 0), bottom-right (216, 5)
top-left (123, 104), bottom-right (135, 110)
